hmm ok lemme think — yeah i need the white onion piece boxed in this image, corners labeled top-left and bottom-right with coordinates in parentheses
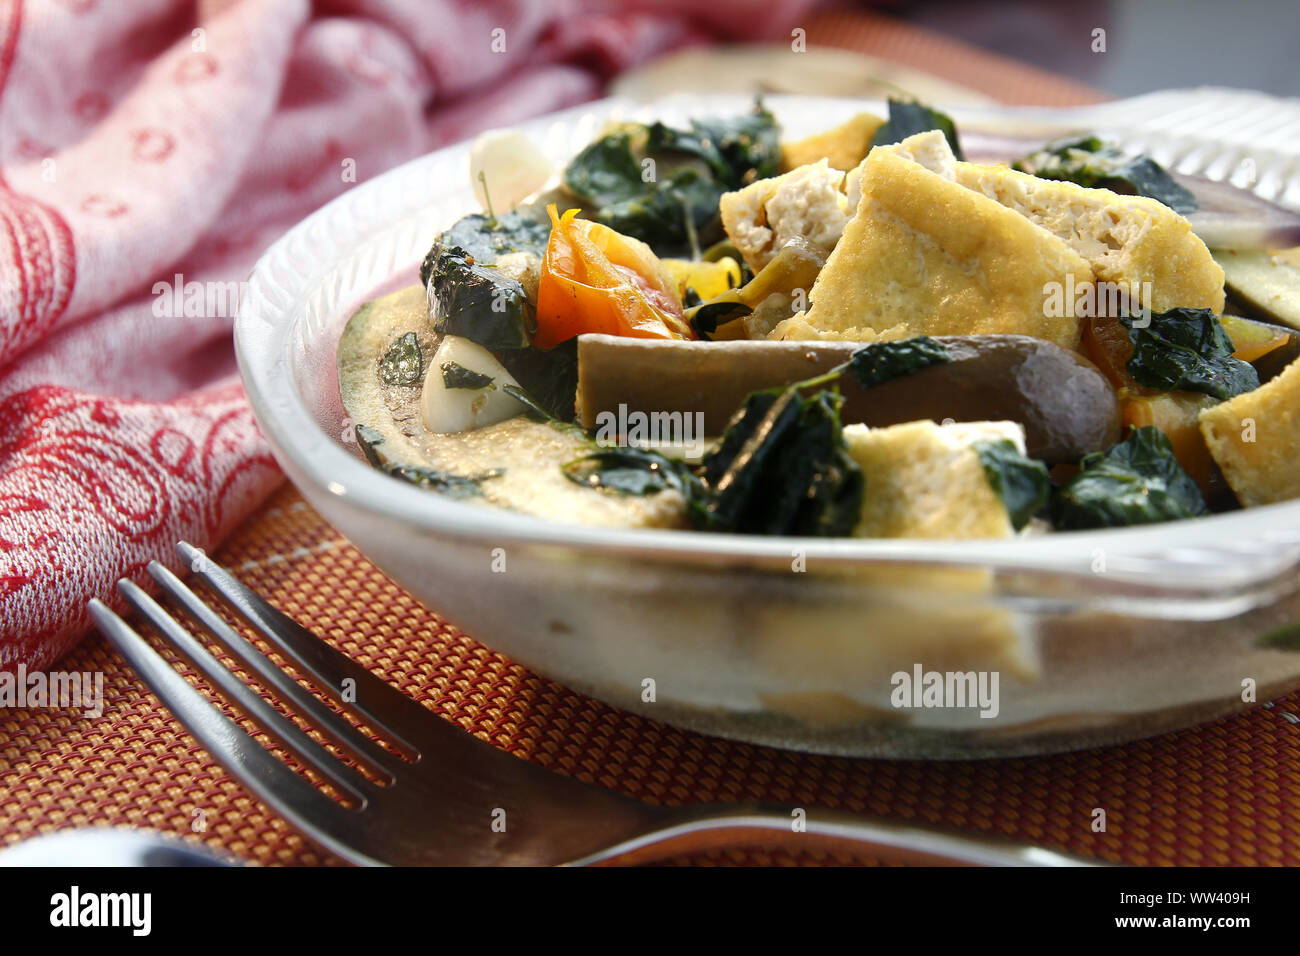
top-left (420, 335), bottom-right (527, 434)
top-left (468, 130), bottom-right (554, 213)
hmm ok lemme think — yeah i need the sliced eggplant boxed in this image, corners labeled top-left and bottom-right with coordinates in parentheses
top-left (576, 333), bottom-right (1121, 465)
top-left (1214, 248), bottom-right (1300, 330)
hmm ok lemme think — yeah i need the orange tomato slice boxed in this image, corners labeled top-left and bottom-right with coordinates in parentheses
top-left (535, 205), bottom-right (692, 348)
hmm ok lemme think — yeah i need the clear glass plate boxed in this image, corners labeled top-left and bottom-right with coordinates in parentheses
top-left (236, 91), bottom-right (1300, 758)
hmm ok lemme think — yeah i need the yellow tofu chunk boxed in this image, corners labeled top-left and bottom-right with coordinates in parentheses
top-left (780, 112), bottom-right (884, 172)
top-left (843, 420), bottom-right (1024, 538)
top-left (719, 159), bottom-right (852, 273)
top-left (778, 143), bottom-right (1094, 351)
top-left (953, 160), bottom-right (1225, 314)
top-left (881, 130), bottom-right (1225, 315)
top-left (1198, 359), bottom-right (1300, 506)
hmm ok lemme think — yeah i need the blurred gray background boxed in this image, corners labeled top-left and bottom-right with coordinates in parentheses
top-left (894, 0), bottom-right (1300, 98)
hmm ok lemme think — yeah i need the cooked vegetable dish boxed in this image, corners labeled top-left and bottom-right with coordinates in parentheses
top-left (337, 99), bottom-right (1300, 540)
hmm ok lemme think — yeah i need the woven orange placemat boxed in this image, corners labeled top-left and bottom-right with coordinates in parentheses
top-left (4, 482), bottom-right (1300, 866)
top-left (3, 13), bottom-right (1298, 867)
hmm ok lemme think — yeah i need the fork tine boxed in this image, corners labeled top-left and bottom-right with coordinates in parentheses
top-left (115, 580), bottom-right (371, 806)
top-left (88, 598), bottom-right (369, 860)
top-left (147, 560), bottom-right (405, 778)
top-left (177, 541), bottom-right (435, 753)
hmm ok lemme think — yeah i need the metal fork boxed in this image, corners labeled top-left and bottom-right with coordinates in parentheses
top-left (87, 541), bottom-right (1096, 867)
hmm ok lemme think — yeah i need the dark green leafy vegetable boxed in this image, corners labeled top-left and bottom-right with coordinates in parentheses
top-left (428, 244), bottom-right (536, 351)
top-left (562, 104), bottom-right (781, 254)
top-left (697, 387), bottom-right (863, 536)
top-left (646, 106), bottom-right (781, 186)
top-left (563, 446), bottom-right (705, 499)
top-left (1051, 426), bottom-right (1209, 529)
top-left (1120, 307), bottom-right (1259, 400)
top-left (1012, 136), bottom-right (1197, 214)
top-left (845, 336), bottom-right (951, 388)
top-left (562, 131), bottom-right (647, 207)
top-left (497, 338), bottom-right (579, 422)
top-left (690, 301), bottom-right (752, 339)
top-left (563, 378), bottom-right (864, 537)
top-left (501, 383), bottom-right (555, 423)
top-left (973, 440), bottom-right (1051, 531)
top-left (594, 167), bottom-right (725, 252)
top-left (419, 212), bottom-right (550, 286)
top-left (378, 332), bottom-right (423, 387)
top-left (870, 99), bottom-right (964, 160)
top-left (354, 424), bottom-right (386, 467)
top-left (440, 361), bottom-right (494, 390)
top-left (385, 464), bottom-right (502, 498)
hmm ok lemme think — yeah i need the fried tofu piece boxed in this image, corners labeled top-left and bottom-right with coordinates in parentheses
top-left (777, 142), bottom-right (1094, 351)
top-left (882, 130), bottom-right (1225, 315)
top-left (719, 159), bottom-right (852, 273)
top-left (952, 160), bottom-right (1225, 314)
top-left (1198, 358), bottom-right (1300, 507)
top-left (843, 420), bottom-right (1025, 538)
top-left (780, 112), bottom-right (884, 172)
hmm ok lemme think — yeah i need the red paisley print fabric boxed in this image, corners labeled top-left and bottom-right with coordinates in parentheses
top-left (0, 0), bottom-right (814, 670)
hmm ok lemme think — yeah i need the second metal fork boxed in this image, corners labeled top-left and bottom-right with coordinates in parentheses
top-left (88, 542), bottom-right (1095, 866)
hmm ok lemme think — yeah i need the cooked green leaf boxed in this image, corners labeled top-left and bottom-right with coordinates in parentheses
top-left (1051, 426), bottom-right (1209, 529)
top-left (973, 440), bottom-right (1050, 531)
top-left (594, 167), bottom-right (725, 253)
top-left (354, 424), bottom-right (385, 467)
top-left (562, 131), bottom-right (647, 208)
top-left (647, 104), bottom-right (781, 187)
top-left (870, 99), bottom-right (964, 160)
top-left (419, 211), bottom-right (551, 286)
top-left (384, 464), bottom-right (502, 498)
top-left (1013, 136), bottom-right (1196, 214)
top-left (563, 446), bottom-right (705, 499)
top-left (845, 336), bottom-right (951, 388)
top-left (690, 300), bottom-right (752, 338)
top-left (562, 105), bottom-right (781, 254)
top-left (563, 380), bottom-right (863, 537)
top-left (1120, 307), bottom-right (1259, 400)
top-left (497, 338), bottom-right (579, 422)
top-left (695, 385), bottom-right (863, 536)
top-left (428, 244), bottom-right (536, 351)
top-left (440, 361), bottom-right (494, 390)
top-left (378, 332), bottom-right (423, 387)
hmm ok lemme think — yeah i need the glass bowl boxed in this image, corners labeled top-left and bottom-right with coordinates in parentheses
top-left (236, 92), bottom-right (1300, 758)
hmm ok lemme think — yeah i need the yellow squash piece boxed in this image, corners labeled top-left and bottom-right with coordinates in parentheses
top-left (660, 256), bottom-right (742, 303)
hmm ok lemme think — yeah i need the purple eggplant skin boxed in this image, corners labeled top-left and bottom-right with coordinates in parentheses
top-left (576, 333), bottom-right (1121, 465)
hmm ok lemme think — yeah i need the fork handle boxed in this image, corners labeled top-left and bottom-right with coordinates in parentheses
top-left (569, 803), bottom-right (1101, 867)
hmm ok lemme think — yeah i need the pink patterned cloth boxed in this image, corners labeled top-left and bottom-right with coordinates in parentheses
top-left (0, 0), bottom-right (815, 670)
